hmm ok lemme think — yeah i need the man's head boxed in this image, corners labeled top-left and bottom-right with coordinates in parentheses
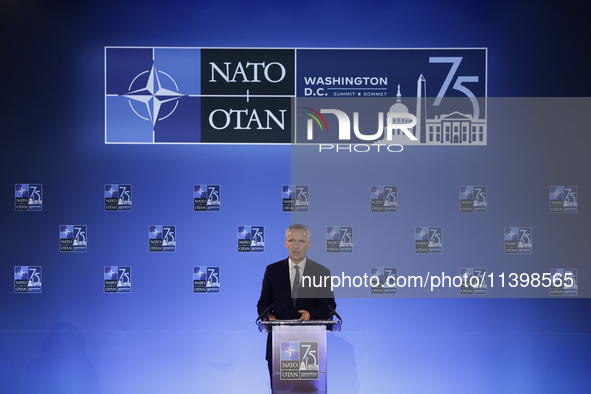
top-left (285, 224), bottom-right (311, 264)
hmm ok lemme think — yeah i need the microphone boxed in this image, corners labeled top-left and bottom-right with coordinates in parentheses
top-left (321, 298), bottom-right (342, 323)
top-left (256, 296), bottom-right (293, 324)
top-left (256, 303), bottom-right (274, 324)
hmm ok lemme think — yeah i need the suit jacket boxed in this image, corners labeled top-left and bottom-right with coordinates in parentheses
top-left (257, 257), bottom-right (337, 361)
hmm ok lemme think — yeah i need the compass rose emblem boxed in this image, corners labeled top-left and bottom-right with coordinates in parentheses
top-left (124, 65), bottom-right (184, 126)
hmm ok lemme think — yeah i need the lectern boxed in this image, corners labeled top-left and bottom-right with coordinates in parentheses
top-left (258, 320), bottom-right (341, 394)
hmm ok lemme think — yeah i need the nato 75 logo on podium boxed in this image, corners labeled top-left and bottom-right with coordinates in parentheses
top-left (280, 341), bottom-right (319, 380)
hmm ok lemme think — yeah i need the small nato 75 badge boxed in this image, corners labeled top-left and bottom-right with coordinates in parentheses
top-left (238, 226), bottom-right (264, 252)
top-left (105, 184), bottom-right (132, 211)
top-left (149, 225), bottom-right (176, 252)
top-left (415, 227), bottom-right (442, 253)
top-left (550, 186), bottom-right (576, 213)
top-left (460, 186), bottom-right (486, 213)
top-left (194, 185), bottom-right (220, 211)
top-left (14, 266), bottom-right (42, 293)
top-left (15, 184), bottom-right (42, 211)
top-left (504, 227), bottom-right (531, 254)
top-left (459, 268), bottom-right (487, 295)
top-left (60, 225), bottom-right (87, 252)
top-left (104, 266), bottom-right (131, 293)
top-left (193, 267), bottom-right (220, 293)
top-left (371, 186), bottom-right (397, 212)
top-left (282, 185), bottom-right (309, 212)
top-left (326, 226), bottom-right (353, 253)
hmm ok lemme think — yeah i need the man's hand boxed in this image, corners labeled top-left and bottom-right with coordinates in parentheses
top-left (298, 310), bottom-right (310, 321)
top-left (267, 314), bottom-right (277, 321)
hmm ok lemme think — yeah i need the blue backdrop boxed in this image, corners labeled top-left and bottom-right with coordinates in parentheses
top-left (2, 1), bottom-right (590, 393)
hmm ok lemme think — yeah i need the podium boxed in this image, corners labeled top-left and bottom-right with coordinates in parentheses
top-left (258, 320), bottom-right (341, 394)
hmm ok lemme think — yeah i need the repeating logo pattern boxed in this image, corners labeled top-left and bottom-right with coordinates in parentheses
top-left (104, 184), bottom-right (132, 211)
top-left (459, 268), bottom-right (487, 295)
top-left (104, 266), bottom-right (131, 293)
top-left (282, 185), bottom-right (309, 211)
top-left (370, 186), bottom-right (397, 212)
top-left (415, 227), bottom-right (442, 253)
top-left (460, 186), bottom-right (486, 213)
top-left (370, 267), bottom-right (397, 295)
top-left (280, 341), bottom-right (319, 380)
top-left (326, 226), bottom-right (353, 253)
top-left (15, 184), bottom-right (42, 211)
top-left (194, 185), bottom-right (221, 211)
top-left (504, 227), bottom-right (532, 254)
top-left (550, 186), bottom-right (577, 213)
top-left (14, 266), bottom-right (42, 293)
top-left (193, 267), bottom-right (220, 293)
top-left (60, 225), bottom-right (87, 252)
top-left (149, 225), bottom-right (176, 252)
top-left (238, 226), bottom-right (265, 252)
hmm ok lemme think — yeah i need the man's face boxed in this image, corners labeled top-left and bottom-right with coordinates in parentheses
top-left (285, 229), bottom-right (311, 264)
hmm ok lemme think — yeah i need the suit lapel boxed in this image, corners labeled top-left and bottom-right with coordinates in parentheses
top-left (280, 258), bottom-right (292, 299)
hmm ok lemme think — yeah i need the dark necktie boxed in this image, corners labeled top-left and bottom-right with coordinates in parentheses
top-left (291, 265), bottom-right (300, 307)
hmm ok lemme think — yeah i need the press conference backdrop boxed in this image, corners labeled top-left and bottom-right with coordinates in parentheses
top-left (2, 1), bottom-right (590, 393)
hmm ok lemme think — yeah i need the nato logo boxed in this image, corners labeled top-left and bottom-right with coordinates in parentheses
top-left (149, 225), bottom-right (176, 252)
top-left (193, 185), bottom-right (221, 211)
top-left (550, 186), bottom-right (577, 213)
top-left (282, 185), bottom-right (309, 212)
top-left (14, 266), bottom-right (42, 293)
top-left (415, 227), bottom-right (442, 253)
top-left (15, 184), bottom-right (42, 211)
top-left (105, 47), bottom-right (201, 143)
top-left (459, 268), bottom-right (487, 295)
top-left (326, 226), bottom-right (353, 253)
top-left (460, 186), bottom-right (486, 213)
top-left (60, 225), bottom-right (87, 252)
top-left (370, 186), bottom-right (397, 212)
top-left (193, 266), bottom-right (220, 293)
top-left (238, 226), bottom-right (265, 252)
top-left (104, 184), bottom-right (132, 211)
top-left (370, 267), bottom-right (397, 295)
top-left (280, 341), bottom-right (319, 380)
top-left (504, 227), bottom-right (532, 254)
top-left (550, 269), bottom-right (577, 296)
top-left (104, 266), bottom-right (131, 293)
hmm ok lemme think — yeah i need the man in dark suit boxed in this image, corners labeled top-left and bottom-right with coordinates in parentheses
top-left (257, 224), bottom-right (337, 385)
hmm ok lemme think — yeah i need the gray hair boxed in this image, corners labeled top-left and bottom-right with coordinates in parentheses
top-left (286, 224), bottom-right (311, 241)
